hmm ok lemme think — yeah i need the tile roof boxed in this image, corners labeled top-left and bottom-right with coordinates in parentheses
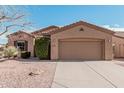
top-left (7, 31), bottom-right (35, 38)
top-left (48, 21), bottom-right (115, 35)
top-left (7, 26), bottom-right (59, 38)
top-left (8, 21), bottom-right (116, 38)
top-left (31, 25), bottom-right (59, 36)
top-left (114, 32), bottom-right (124, 39)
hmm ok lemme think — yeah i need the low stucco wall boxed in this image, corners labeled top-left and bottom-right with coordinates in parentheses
top-left (112, 36), bottom-right (124, 58)
top-left (8, 32), bottom-right (35, 57)
top-left (51, 25), bottom-right (113, 60)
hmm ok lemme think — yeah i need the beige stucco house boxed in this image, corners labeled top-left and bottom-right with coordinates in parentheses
top-left (7, 21), bottom-right (124, 60)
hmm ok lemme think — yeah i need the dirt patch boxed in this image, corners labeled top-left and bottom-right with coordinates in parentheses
top-left (0, 60), bottom-right (56, 88)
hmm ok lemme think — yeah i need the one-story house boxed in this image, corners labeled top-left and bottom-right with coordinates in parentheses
top-left (7, 21), bottom-right (124, 60)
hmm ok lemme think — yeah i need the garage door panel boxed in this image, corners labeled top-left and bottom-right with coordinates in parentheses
top-left (59, 40), bottom-right (103, 60)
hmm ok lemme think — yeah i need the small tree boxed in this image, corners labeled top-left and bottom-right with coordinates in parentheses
top-left (0, 6), bottom-right (32, 36)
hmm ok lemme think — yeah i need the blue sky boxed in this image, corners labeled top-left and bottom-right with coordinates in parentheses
top-left (25, 5), bottom-right (124, 27)
top-left (1, 5), bottom-right (124, 44)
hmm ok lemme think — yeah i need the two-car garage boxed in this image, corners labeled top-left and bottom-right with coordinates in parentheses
top-left (59, 39), bottom-right (104, 60)
top-left (50, 21), bottom-right (114, 61)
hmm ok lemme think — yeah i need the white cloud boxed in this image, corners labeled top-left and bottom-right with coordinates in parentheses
top-left (102, 24), bottom-right (124, 32)
top-left (113, 24), bottom-right (120, 28)
top-left (0, 36), bottom-right (7, 42)
top-left (0, 35), bottom-right (7, 44)
top-left (1, 35), bottom-right (7, 40)
top-left (102, 25), bottom-right (111, 28)
top-left (0, 31), bottom-right (11, 41)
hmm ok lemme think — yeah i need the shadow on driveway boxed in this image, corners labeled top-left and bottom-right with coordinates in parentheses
top-left (113, 58), bottom-right (124, 68)
top-left (114, 58), bottom-right (124, 62)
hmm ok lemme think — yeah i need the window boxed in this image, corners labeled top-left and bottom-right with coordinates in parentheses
top-left (14, 41), bottom-right (28, 51)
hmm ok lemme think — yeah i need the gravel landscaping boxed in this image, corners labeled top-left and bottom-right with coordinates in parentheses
top-left (0, 59), bottom-right (56, 88)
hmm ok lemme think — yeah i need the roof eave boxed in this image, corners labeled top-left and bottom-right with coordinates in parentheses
top-left (50, 21), bottom-right (115, 35)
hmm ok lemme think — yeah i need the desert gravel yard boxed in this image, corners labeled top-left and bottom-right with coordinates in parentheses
top-left (0, 59), bottom-right (56, 88)
top-left (1, 59), bottom-right (124, 88)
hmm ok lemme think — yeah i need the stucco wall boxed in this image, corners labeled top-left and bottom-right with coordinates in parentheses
top-left (112, 36), bottom-right (124, 58)
top-left (51, 25), bottom-right (113, 60)
top-left (8, 32), bottom-right (35, 56)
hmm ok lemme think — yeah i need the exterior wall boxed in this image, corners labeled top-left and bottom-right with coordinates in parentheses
top-left (8, 33), bottom-right (35, 56)
top-left (51, 25), bottom-right (113, 60)
top-left (112, 36), bottom-right (124, 58)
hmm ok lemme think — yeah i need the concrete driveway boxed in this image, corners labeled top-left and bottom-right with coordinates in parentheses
top-left (52, 60), bottom-right (124, 88)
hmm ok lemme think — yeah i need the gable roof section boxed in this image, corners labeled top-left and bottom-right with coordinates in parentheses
top-left (113, 32), bottom-right (124, 39)
top-left (31, 25), bottom-right (59, 36)
top-left (113, 34), bottom-right (124, 39)
top-left (7, 31), bottom-right (35, 38)
top-left (49, 21), bottom-right (115, 35)
top-left (114, 32), bottom-right (124, 37)
top-left (7, 26), bottom-right (59, 38)
top-left (8, 21), bottom-right (115, 38)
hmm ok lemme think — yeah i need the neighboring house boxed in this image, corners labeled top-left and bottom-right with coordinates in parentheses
top-left (112, 32), bottom-right (124, 58)
top-left (7, 21), bottom-right (124, 60)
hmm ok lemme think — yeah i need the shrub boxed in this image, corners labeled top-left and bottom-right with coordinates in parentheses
top-left (21, 51), bottom-right (31, 59)
top-left (3, 46), bottom-right (18, 58)
top-left (35, 37), bottom-right (50, 60)
top-left (0, 52), bottom-right (4, 58)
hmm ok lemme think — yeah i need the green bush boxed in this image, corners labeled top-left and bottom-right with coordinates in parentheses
top-left (35, 37), bottom-right (50, 60)
top-left (21, 51), bottom-right (31, 59)
top-left (4, 46), bottom-right (18, 58)
top-left (0, 51), bottom-right (4, 58)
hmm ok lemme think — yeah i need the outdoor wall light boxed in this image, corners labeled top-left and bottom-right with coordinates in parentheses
top-left (108, 39), bottom-right (111, 42)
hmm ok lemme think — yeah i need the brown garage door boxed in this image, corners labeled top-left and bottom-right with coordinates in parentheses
top-left (59, 40), bottom-right (104, 60)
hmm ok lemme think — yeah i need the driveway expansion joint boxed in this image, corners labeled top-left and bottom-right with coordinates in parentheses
top-left (84, 63), bottom-right (117, 88)
top-left (50, 62), bottom-right (58, 88)
top-left (53, 81), bottom-right (69, 88)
